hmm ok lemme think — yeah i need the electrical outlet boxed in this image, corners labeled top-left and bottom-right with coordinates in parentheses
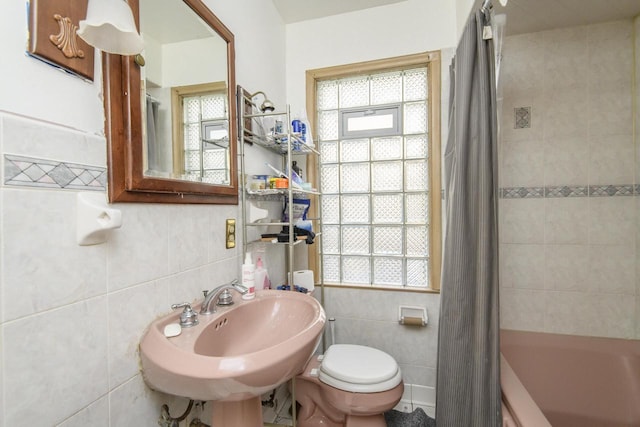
top-left (226, 219), bottom-right (236, 249)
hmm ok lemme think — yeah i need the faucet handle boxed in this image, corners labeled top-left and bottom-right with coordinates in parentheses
top-left (171, 302), bottom-right (199, 328)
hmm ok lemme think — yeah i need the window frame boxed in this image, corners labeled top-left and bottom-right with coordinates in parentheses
top-left (305, 51), bottom-right (442, 293)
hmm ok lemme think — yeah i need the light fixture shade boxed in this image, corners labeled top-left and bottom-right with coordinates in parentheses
top-left (77, 0), bottom-right (144, 55)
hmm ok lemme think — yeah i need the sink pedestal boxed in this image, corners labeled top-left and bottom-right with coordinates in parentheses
top-left (212, 397), bottom-right (263, 427)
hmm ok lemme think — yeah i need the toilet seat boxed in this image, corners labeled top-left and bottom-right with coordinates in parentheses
top-left (318, 344), bottom-right (402, 393)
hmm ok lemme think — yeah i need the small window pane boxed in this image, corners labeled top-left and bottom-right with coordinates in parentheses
top-left (340, 105), bottom-right (401, 139)
top-left (340, 139), bottom-right (369, 163)
top-left (405, 160), bottom-right (428, 191)
top-left (318, 80), bottom-right (339, 110)
top-left (322, 195), bottom-right (340, 224)
top-left (406, 193), bottom-right (428, 224)
top-left (404, 68), bottom-right (428, 101)
top-left (342, 256), bottom-right (371, 283)
top-left (318, 110), bottom-right (339, 141)
top-left (372, 136), bottom-right (402, 160)
top-left (342, 194), bottom-right (370, 223)
top-left (406, 258), bottom-right (428, 287)
top-left (404, 102), bottom-right (428, 134)
top-left (372, 194), bottom-right (403, 223)
top-left (340, 163), bottom-right (369, 193)
top-left (184, 150), bottom-right (200, 170)
top-left (406, 226), bottom-right (428, 256)
top-left (372, 162), bottom-right (402, 192)
top-left (203, 170), bottom-right (227, 183)
top-left (323, 225), bottom-right (340, 254)
top-left (184, 124), bottom-right (201, 149)
top-left (184, 98), bottom-right (200, 123)
top-left (201, 96), bottom-right (226, 119)
top-left (405, 135), bottom-right (428, 158)
top-left (321, 164), bottom-right (339, 193)
top-left (342, 226), bottom-right (370, 255)
top-left (371, 72), bottom-right (402, 105)
top-left (321, 141), bottom-right (338, 163)
top-left (203, 149), bottom-right (226, 169)
top-left (373, 226), bottom-right (403, 254)
top-left (374, 257), bottom-right (403, 286)
top-left (323, 255), bottom-right (341, 282)
top-left (340, 77), bottom-right (369, 108)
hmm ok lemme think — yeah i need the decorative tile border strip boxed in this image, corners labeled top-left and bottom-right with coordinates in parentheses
top-left (4, 154), bottom-right (106, 191)
top-left (501, 185), bottom-right (637, 199)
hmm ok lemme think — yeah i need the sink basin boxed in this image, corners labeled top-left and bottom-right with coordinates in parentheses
top-left (139, 290), bottom-right (326, 404)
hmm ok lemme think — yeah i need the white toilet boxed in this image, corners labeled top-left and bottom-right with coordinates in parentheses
top-left (296, 344), bottom-right (404, 427)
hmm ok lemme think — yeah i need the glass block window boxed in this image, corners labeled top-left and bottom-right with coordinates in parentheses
top-left (181, 91), bottom-right (229, 184)
top-left (317, 65), bottom-right (438, 289)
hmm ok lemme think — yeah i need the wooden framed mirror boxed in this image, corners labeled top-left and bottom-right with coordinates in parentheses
top-left (103, 0), bottom-right (237, 203)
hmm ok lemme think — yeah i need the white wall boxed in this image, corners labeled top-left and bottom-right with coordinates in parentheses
top-left (0, 1), bottom-right (286, 426)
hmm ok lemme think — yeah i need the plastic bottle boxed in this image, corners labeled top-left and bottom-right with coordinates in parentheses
top-left (254, 257), bottom-right (271, 290)
top-left (241, 252), bottom-right (256, 300)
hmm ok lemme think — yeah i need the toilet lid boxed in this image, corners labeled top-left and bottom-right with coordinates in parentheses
top-left (320, 344), bottom-right (400, 386)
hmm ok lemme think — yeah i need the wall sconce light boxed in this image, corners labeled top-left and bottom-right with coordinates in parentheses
top-left (77, 0), bottom-right (144, 55)
top-left (249, 91), bottom-right (275, 113)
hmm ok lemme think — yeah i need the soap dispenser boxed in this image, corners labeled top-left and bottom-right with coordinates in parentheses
top-left (242, 252), bottom-right (256, 300)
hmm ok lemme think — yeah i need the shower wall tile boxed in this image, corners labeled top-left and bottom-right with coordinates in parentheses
top-left (587, 21), bottom-right (633, 85)
top-left (500, 139), bottom-right (543, 187)
top-left (587, 293), bottom-right (635, 339)
top-left (3, 298), bottom-right (109, 426)
top-left (587, 245), bottom-right (636, 295)
top-left (544, 291), bottom-right (593, 336)
top-left (543, 26), bottom-right (588, 88)
top-left (543, 136), bottom-right (588, 186)
top-left (499, 92), bottom-right (543, 143)
top-left (499, 244), bottom-right (545, 289)
top-left (500, 289), bottom-right (546, 332)
top-left (499, 19), bottom-right (636, 341)
top-left (57, 397), bottom-right (109, 427)
top-left (499, 199), bottom-right (545, 244)
top-left (500, 32), bottom-right (545, 93)
top-left (2, 189), bottom-right (107, 321)
top-left (588, 198), bottom-right (635, 245)
top-left (542, 83), bottom-right (589, 139)
top-left (544, 245), bottom-right (589, 291)
top-left (544, 198), bottom-right (589, 245)
top-left (589, 134), bottom-right (634, 185)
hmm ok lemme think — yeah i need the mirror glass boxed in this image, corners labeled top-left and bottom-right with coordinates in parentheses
top-left (140, 0), bottom-right (230, 185)
top-left (103, 0), bottom-right (237, 204)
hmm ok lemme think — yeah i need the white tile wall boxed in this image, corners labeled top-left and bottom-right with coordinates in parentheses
top-left (0, 113), bottom-right (241, 425)
top-left (499, 19), bottom-right (639, 340)
top-left (323, 287), bottom-right (440, 387)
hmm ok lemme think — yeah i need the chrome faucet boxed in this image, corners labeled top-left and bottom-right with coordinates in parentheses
top-left (200, 279), bottom-right (248, 315)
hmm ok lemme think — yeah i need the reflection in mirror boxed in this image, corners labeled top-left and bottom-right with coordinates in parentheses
top-left (103, 0), bottom-right (237, 204)
top-left (140, 0), bottom-right (230, 185)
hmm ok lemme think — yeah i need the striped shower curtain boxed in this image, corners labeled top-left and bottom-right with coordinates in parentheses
top-left (435, 8), bottom-right (501, 427)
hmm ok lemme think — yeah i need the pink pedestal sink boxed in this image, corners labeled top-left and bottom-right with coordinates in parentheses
top-left (140, 290), bottom-right (325, 427)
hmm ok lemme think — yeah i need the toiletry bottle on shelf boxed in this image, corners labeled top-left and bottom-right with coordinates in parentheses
top-left (255, 257), bottom-right (272, 290)
top-left (242, 252), bottom-right (255, 300)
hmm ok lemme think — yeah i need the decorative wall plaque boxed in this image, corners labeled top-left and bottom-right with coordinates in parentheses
top-left (27, 0), bottom-right (94, 80)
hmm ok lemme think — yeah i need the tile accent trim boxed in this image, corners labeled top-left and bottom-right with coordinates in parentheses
top-left (4, 154), bottom-right (106, 191)
top-left (501, 185), bottom-right (637, 199)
